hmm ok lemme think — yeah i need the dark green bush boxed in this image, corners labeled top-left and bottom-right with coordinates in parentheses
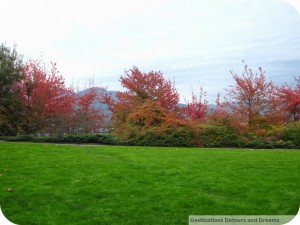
top-left (244, 140), bottom-right (269, 149)
top-left (280, 122), bottom-right (300, 147)
top-left (1, 122), bottom-right (299, 149)
top-left (0, 134), bottom-right (118, 145)
top-left (243, 139), bottom-right (297, 149)
top-left (128, 127), bottom-right (195, 147)
top-left (198, 124), bottom-right (241, 147)
top-left (0, 134), bottom-right (36, 142)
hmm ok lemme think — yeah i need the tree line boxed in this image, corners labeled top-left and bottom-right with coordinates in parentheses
top-left (1, 44), bottom-right (299, 148)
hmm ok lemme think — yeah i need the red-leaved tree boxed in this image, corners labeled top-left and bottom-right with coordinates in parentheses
top-left (72, 87), bottom-right (107, 134)
top-left (18, 60), bottom-right (75, 134)
top-left (184, 85), bottom-right (208, 121)
top-left (277, 76), bottom-right (300, 121)
top-left (226, 64), bottom-right (276, 128)
top-left (106, 67), bottom-right (181, 139)
top-left (119, 66), bottom-right (179, 110)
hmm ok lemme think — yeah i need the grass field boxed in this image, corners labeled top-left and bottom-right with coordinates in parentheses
top-left (0, 142), bottom-right (299, 225)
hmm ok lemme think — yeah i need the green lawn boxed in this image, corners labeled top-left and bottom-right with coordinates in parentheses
top-left (0, 142), bottom-right (299, 225)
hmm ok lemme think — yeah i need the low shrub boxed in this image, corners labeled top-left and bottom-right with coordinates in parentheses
top-left (1, 122), bottom-right (298, 149)
top-left (127, 127), bottom-right (197, 147)
top-left (0, 134), bottom-right (36, 142)
top-left (198, 124), bottom-right (241, 147)
top-left (243, 139), bottom-right (296, 149)
top-left (280, 122), bottom-right (300, 146)
top-left (0, 134), bottom-right (118, 145)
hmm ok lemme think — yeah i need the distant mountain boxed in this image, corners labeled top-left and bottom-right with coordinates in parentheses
top-left (78, 87), bottom-right (117, 100)
top-left (78, 88), bottom-right (117, 114)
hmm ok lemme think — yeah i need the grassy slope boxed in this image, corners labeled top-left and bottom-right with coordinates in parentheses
top-left (0, 142), bottom-right (299, 225)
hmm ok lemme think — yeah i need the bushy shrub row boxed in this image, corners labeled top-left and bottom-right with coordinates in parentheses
top-left (0, 134), bottom-right (118, 145)
top-left (198, 124), bottom-right (242, 147)
top-left (124, 122), bottom-right (299, 149)
top-left (1, 122), bottom-right (299, 149)
top-left (243, 140), bottom-right (297, 149)
top-left (126, 128), bottom-right (195, 147)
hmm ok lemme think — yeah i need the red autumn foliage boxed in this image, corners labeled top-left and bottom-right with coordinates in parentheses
top-left (209, 93), bottom-right (231, 124)
top-left (73, 87), bottom-right (107, 134)
top-left (225, 64), bottom-right (276, 128)
top-left (277, 76), bottom-right (300, 121)
top-left (184, 85), bottom-right (208, 121)
top-left (119, 66), bottom-right (179, 110)
top-left (18, 60), bottom-right (75, 133)
top-left (127, 99), bottom-right (186, 130)
top-left (17, 60), bottom-right (107, 134)
top-left (107, 67), bottom-right (182, 139)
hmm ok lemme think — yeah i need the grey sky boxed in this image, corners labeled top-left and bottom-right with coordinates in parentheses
top-left (1, 0), bottom-right (300, 102)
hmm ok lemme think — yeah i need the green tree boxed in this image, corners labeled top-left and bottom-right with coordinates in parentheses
top-left (0, 43), bottom-right (24, 135)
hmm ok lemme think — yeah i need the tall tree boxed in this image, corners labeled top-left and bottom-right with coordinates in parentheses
top-left (119, 66), bottom-right (179, 110)
top-left (72, 87), bottom-right (106, 134)
top-left (107, 67), bottom-right (181, 139)
top-left (19, 60), bottom-right (75, 134)
top-left (0, 44), bottom-right (24, 135)
top-left (226, 64), bottom-right (275, 128)
top-left (277, 76), bottom-right (300, 121)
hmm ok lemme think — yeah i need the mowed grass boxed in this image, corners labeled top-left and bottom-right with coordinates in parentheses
top-left (0, 143), bottom-right (299, 225)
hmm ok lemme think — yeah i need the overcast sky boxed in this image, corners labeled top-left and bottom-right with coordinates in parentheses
top-left (1, 0), bottom-right (300, 102)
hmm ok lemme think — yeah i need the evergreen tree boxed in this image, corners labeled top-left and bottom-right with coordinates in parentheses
top-left (0, 44), bottom-right (24, 135)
